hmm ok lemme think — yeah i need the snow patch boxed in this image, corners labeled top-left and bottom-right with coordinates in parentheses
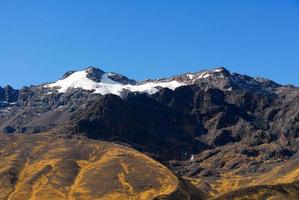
top-left (46, 70), bottom-right (184, 96)
top-left (190, 155), bottom-right (195, 162)
top-left (197, 72), bottom-right (211, 79)
top-left (213, 68), bottom-right (223, 72)
top-left (187, 74), bottom-right (195, 79)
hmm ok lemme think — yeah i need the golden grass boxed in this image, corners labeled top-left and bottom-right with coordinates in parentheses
top-left (0, 134), bottom-right (180, 200)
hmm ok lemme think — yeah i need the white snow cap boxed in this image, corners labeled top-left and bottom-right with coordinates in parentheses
top-left (46, 68), bottom-right (184, 96)
top-left (46, 67), bottom-right (229, 96)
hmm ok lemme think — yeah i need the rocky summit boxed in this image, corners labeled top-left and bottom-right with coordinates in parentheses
top-left (0, 66), bottom-right (299, 200)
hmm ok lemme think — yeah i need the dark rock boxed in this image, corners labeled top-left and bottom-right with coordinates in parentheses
top-left (248, 131), bottom-right (275, 146)
top-left (241, 148), bottom-right (259, 157)
top-left (210, 130), bottom-right (236, 146)
top-left (108, 72), bottom-right (137, 85)
top-left (3, 126), bottom-right (16, 133)
top-left (63, 70), bottom-right (76, 78)
top-left (204, 88), bottom-right (225, 106)
top-left (0, 87), bottom-right (5, 101)
top-left (201, 169), bottom-right (218, 177)
top-left (0, 85), bottom-right (19, 103)
top-left (85, 66), bottom-right (105, 82)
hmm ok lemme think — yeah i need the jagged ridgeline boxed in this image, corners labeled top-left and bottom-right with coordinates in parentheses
top-left (0, 66), bottom-right (299, 199)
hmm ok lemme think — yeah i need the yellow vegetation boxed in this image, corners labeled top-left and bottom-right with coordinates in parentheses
top-left (0, 134), bottom-right (179, 200)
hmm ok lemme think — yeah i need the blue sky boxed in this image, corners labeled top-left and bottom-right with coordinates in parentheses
top-left (0, 0), bottom-right (299, 88)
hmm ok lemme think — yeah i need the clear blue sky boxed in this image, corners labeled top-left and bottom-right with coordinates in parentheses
top-left (0, 0), bottom-right (299, 88)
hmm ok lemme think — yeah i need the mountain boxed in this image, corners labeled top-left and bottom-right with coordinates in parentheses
top-left (0, 66), bottom-right (299, 199)
top-left (46, 66), bottom-right (182, 95)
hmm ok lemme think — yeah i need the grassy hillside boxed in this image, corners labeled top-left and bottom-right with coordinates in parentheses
top-left (0, 134), bottom-right (205, 200)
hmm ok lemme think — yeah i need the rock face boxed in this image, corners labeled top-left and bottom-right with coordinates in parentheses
top-left (0, 66), bottom-right (299, 198)
top-left (1, 67), bottom-right (298, 158)
top-left (85, 66), bottom-right (105, 82)
top-left (0, 85), bottom-right (19, 103)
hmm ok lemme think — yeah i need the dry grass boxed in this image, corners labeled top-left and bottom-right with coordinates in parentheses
top-left (0, 133), bottom-right (179, 200)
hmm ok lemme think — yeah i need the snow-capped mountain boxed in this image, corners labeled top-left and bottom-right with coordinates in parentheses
top-left (45, 67), bottom-right (234, 96)
top-left (45, 67), bottom-right (183, 95)
top-left (1, 66), bottom-right (298, 200)
top-left (0, 66), bottom-right (296, 135)
top-left (44, 66), bottom-right (282, 97)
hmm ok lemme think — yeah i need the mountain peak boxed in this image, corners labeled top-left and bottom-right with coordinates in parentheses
top-left (212, 67), bottom-right (230, 75)
top-left (45, 66), bottom-right (283, 96)
top-left (46, 67), bottom-right (182, 95)
top-left (62, 66), bottom-right (105, 81)
top-left (85, 67), bottom-right (105, 82)
top-left (85, 66), bottom-right (102, 70)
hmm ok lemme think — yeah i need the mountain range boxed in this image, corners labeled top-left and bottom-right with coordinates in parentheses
top-left (0, 66), bottom-right (298, 200)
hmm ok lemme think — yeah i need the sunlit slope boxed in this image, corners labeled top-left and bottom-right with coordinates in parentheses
top-left (0, 134), bottom-right (204, 200)
top-left (209, 157), bottom-right (299, 200)
top-left (212, 181), bottom-right (299, 200)
top-left (207, 159), bottom-right (299, 197)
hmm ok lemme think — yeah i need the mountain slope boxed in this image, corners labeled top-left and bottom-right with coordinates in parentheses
top-left (0, 66), bottom-right (299, 198)
top-left (212, 158), bottom-right (299, 200)
top-left (0, 133), bottom-right (206, 200)
top-left (213, 181), bottom-right (299, 200)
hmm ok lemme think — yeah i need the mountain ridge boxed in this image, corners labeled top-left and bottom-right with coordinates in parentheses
top-left (0, 66), bottom-right (299, 199)
top-left (1, 66), bottom-right (291, 101)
